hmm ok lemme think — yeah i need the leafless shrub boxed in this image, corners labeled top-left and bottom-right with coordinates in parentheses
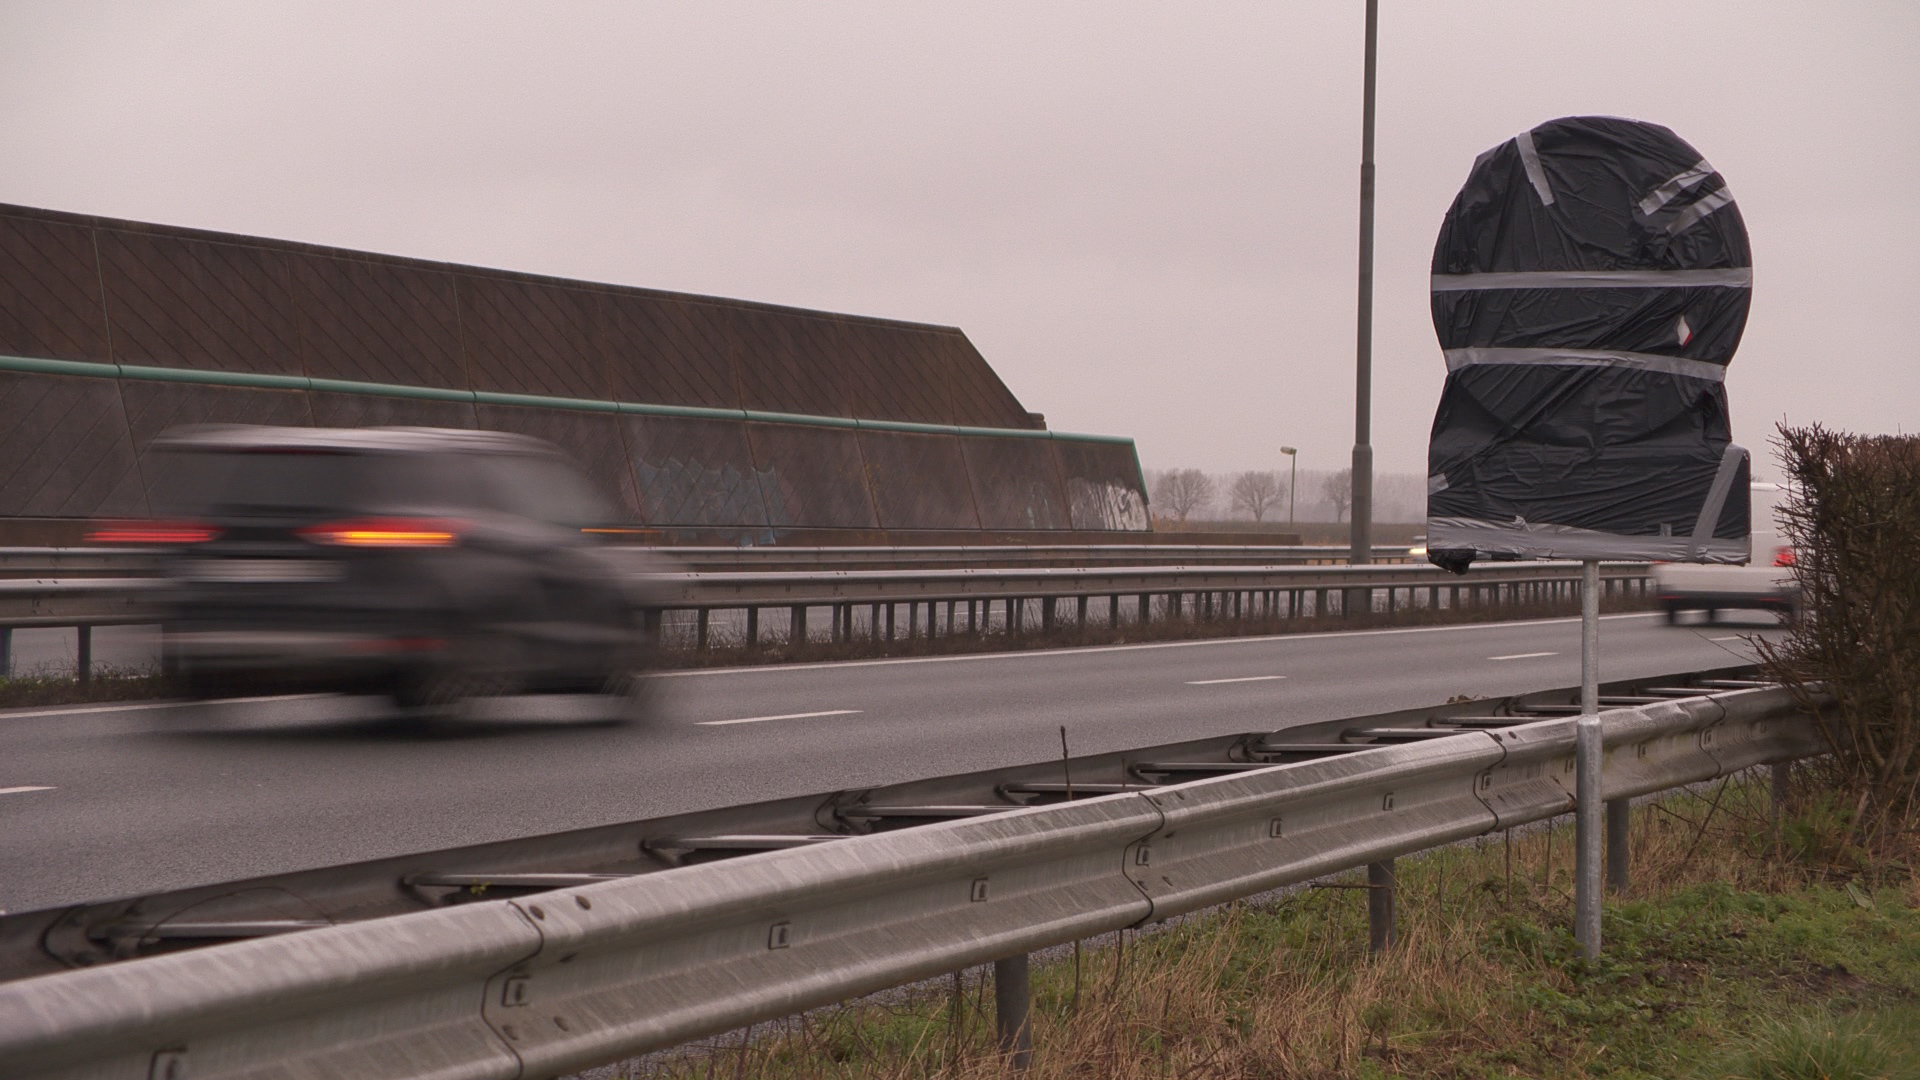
top-left (1756, 424), bottom-right (1920, 840)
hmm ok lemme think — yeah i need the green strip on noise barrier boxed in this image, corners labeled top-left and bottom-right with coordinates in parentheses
top-left (0, 353), bottom-right (1135, 446)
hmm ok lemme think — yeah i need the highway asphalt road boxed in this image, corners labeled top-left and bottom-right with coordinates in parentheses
top-left (0, 611), bottom-right (1779, 913)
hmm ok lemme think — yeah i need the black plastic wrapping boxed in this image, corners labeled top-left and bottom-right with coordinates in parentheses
top-left (1425, 116), bottom-right (1752, 569)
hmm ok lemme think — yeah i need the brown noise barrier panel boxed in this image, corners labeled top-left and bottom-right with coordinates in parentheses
top-left (0, 204), bottom-right (1148, 544)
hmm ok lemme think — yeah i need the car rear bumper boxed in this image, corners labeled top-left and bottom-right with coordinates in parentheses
top-left (1654, 590), bottom-right (1797, 611)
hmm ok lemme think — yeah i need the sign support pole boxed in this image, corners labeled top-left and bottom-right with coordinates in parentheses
top-left (1348, 0), bottom-right (1377, 605)
top-left (1574, 558), bottom-right (1602, 957)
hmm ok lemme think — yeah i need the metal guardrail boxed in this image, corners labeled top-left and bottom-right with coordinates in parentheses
top-left (647, 543), bottom-right (1416, 571)
top-left (0, 670), bottom-right (1818, 1079)
top-left (650, 559), bottom-right (1650, 649)
top-left (0, 545), bottom-right (1414, 580)
top-left (0, 560), bottom-right (1651, 673)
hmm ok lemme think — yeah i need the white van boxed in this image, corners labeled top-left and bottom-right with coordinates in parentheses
top-left (1654, 481), bottom-right (1798, 624)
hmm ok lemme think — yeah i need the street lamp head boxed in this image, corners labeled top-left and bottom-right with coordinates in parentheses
top-left (1280, 447), bottom-right (1297, 456)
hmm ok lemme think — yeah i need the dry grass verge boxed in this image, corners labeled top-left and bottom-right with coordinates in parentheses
top-left (0, 666), bottom-right (172, 710)
top-left (618, 778), bottom-right (1919, 1080)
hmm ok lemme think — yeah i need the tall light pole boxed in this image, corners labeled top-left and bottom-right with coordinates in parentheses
top-left (1280, 447), bottom-right (1298, 527)
top-left (1350, 0), bottom-right (1377, 570)
top-left (1352, 0), bottom-right (1390, 955)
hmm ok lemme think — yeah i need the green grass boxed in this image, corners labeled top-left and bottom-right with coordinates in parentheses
top-left (631, 782), bottom-right (1920, 1079)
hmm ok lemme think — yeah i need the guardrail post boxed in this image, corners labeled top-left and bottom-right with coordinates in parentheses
top-left (966, 600), bottom-right (977, 635)
top-left (1575, 560), bottom-right (1603, 958)
top-left (885, 603), bottom-right (896, 640)
top-left (1315, 588), bottom-right (1327, 617)
top-left (76, 624), bottom-right (93, 684)
top-left (1368, 860), bottom-right (1395, 952)
top-left (0, 626), bottom-right (10, 678)
top-left (1137, 593), bottom-right (1149, 625)
top-left (695, 609), bottom-right (710, 652)
top-left (994, 954), bottom-right (1033, 1069)
top-left (790, 605), bottom-right (807, 645)
top-left (745, 607), bottom-right (759, 651)
top-left (1041, 597), bottom-right (1055, 633)
top-left (1076, 595), bottom-right (1088, 629)
top-left (1109, 594), bottom-right (1119, 629)
top-left (908, 602), bottom-right (919, 640)
top-left (1606, 798), bottom-right (1630, 893)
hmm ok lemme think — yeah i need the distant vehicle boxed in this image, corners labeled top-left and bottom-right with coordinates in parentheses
top-left (89, 426), bottom-right (663, 717)
top-left (1654, 481), bottom-right (1798, 624)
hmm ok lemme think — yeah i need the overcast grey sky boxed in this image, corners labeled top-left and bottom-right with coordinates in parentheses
top-left (0, 2), bottom-right (1912, 479)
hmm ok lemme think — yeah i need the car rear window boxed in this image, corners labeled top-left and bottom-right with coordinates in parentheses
top-left (152, 449), bottom-right (479, 517)
top-left (474, 453), bottom-right (617, 527)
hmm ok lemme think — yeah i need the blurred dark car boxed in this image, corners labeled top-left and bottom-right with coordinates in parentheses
top-left (91, 426), bottom-right (661, 715)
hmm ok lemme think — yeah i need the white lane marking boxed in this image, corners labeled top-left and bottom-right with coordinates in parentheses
top-left (0, 785), bottom-right (55, 795)
top-left (1708, 635), bottom-right (1745, 642)
top-left (697, 709), bottom-right (863, 728)
top-left (645, 612), bottom-right (1667, 679)
top-left (1488, 651), bottom-right (1558, 661)
top-left (1186, 675), bottom-right (1287, 686)
top-left (0, 694), bottom-right (331, 722)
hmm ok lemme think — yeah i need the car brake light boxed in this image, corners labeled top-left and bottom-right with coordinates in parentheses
top-left (1773, 547), bottom-right (1796, 567)
top-left (296, 517), bottom-right (466, 548)
top-left (86, 520), bottom-right (222, 545)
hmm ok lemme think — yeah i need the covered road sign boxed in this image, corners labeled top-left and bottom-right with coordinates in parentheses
top-left (1424, 116), bottom-right (1752, 571)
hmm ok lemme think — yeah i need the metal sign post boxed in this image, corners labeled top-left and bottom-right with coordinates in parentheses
top-left (1574, 559), bottom-right (1602, 957)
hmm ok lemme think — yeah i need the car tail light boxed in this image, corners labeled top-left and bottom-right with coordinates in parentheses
top-left (296, 517), bottom-right (466, 548)
top-left (1773, 547), bottom-right (1796, 567)
top-left (86, 520), bottom-right (222, 545)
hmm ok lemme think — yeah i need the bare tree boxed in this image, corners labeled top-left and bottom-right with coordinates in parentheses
top-left (1227, 470), bottom-right (1284, 522)
top-left (1322, 467), bottom-right (1353, 523)
top-left (1151, 468), bottom-right (1216, 524)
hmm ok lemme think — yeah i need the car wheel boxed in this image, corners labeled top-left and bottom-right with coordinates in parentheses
top-left (396, 632), bottom-right (525, 714)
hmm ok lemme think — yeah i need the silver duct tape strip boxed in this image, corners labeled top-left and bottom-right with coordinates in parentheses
top-left (1514, 129), bottom-right (1555, 206)
top-left (1689, 444), bottom-right (1750, 559)
top-left (1426, 516), bottom-right (1749, 564)
top-left (1638, 159), bottom-right (1717, 217)
top-left (1443, 347), bottom-right (1728, 383)
top-left (1665, 186), bottom-right (1737, 236)
top-left (0, 689), bottom-right (1812, 1080)
top-left (1430, 267), bottom-right (1752, 292)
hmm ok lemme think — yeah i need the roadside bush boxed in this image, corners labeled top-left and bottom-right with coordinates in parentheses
top-left (1758, 425), bottom-right (1920, 842)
